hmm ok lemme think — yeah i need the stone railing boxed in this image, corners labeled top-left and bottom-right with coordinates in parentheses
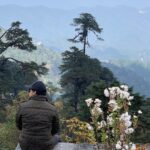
top-left (53, 143), bottom-right (150, 150)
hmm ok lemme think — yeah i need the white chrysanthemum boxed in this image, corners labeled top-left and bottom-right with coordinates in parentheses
top-left (104, 88), bottom-right (109, 97)
top-left (85, 98), bottom-right (93, 107)
top-left (138, 110), bottom-right (142, 114)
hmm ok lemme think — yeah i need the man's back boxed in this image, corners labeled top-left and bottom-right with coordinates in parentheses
top-left (16, 95), bottom-right (59, 150)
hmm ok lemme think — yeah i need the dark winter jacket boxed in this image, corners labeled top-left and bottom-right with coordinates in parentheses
top-left (16, 95), bottom-right (60, 150)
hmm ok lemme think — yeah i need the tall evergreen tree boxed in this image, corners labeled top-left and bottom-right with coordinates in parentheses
top-left (60, 47), bottom-right (103, 112)
top-left (69, 13), bottom-right (103, 54)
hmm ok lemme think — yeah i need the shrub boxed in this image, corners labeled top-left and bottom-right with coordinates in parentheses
top-left (61, 117), bottom-right (96, 144)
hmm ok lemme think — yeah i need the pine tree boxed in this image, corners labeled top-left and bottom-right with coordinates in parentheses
top-left (0, 21), bottom-right (48, 95)
top-left (60, 47), bottom-right (103, 112)
top-left (69, 13), bottom-right (103, 54)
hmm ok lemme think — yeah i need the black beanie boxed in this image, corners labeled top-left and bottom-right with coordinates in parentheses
top-left (30, 81), bottom-right (47, 95)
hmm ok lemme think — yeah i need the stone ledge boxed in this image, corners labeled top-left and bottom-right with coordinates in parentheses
top-left (15, 142), bottom-right (150, 150)
top-left (53, 143), bottom-right (150, 150)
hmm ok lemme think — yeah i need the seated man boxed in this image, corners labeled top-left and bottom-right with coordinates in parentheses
top-left (16, 81), bottom-right (60, 150)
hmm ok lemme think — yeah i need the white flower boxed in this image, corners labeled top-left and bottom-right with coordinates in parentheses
top-left (125, 128), bottom-right (134, 134)
top-left (94, 98), bottom-right (101, 103)
top-left (128, 96), bottom-right (134, 101)
top-left (85, 98), bottom-right (93, 107)
top-left (125, 121), bottom-right (132, 128)
top-left (91, 106), bottom-right (103, 117)
top-left (96, 107), bottom-right (103, 115)
top-left (86, 123), bottom-right (93, 131)
top-left (108, 99), bottom-right (120, 111)
top-left (107, 115), bottom-right (113, 125)
top-left (128, 101), bottom-right (131, 106)
top-left (101, 120), bottom-right (106, 127)
top-left (108, 99), bottom-right (116, 104)
top-left (97, 120), bottom-right (106, 129)
top-left (120, 85), bottom-right (128, 92)
top-left (130, 143), bottom-right (136, 150)
top-left (138, 110), bottom-right (142, 114)
top-left (111, 129), bottom-right (114, 134)
top-left (119, 91), bottom-right (130, 99)
top-left (108, 87), bottom-right (121, 98)
top-left (104, 88), bottom-right (109, 97)
top-left (94, 98), bottom-right (102, 107)
top-left (116, 141), bottom-right (122, 149)
top-left (120, 112), bottom-right (132, 128)
top-left (133, 115), bottom-right (138, 119)
top-left (124, 144), bottom-right (129, 150)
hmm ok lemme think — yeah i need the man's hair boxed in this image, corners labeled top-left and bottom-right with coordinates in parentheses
top-left (30, 81), bottom-right (47, 96)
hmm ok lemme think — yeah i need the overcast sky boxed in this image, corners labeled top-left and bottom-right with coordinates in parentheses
top-left (0, 0), bottom-right (149, 9)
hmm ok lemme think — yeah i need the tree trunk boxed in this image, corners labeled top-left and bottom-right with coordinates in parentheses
top-left (83, 37), bottom-right (86, 54)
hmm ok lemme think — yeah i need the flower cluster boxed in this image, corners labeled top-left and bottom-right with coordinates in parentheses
top-left (85, 98), bottom-right (103, 118)
top-left (85, 85), bottom-right (143, 150)
top-left (104, 85), bottom-right (134, 112)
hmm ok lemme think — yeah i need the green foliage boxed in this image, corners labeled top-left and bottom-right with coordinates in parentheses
top-left (0, 21), bottom-right (48, 95)
top-left (133, 99), bottom-right (150, 143)
top-left (15, 91), bottom-right (28, 103)
top-left (129, 92), bottom-right (144, 114)
top-left (59, 100), bottom-right (81, 119)
top-left (0, 112), bottom-right (19, 150)
top-left (0, 57), bottom-right (24, 94)
top-left (0, 109), bottom-right (6, 123)
top-left (0, 105), bottom-right (19, 150)
top-left (21, 61), bottom-right (48, 85)
top-left (0, 91), bottom-right (28, 149)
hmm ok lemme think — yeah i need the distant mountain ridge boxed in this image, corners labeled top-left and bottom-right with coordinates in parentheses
top-left (103, 61), bottom-right (150, 97)
top-left (1, 44), bottom-right (61, 85)
top-left (0, 5), bottom-right (150, 63)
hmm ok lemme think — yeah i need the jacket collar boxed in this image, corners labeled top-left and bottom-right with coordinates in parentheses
top-left (29, 95), bottom-right (48, 101)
